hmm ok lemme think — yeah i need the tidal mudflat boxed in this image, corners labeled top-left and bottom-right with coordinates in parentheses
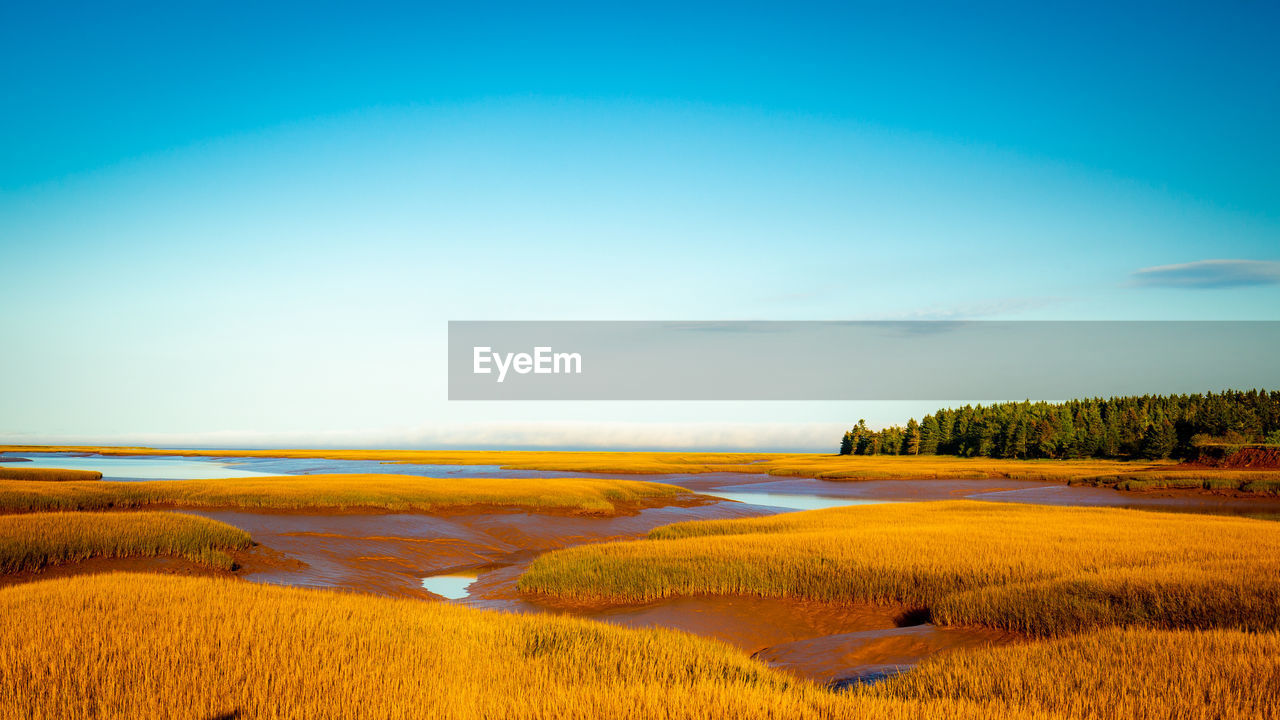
top-left (1, 447), bottom-right (1278, 718)
top-left (11, 446), bottom-right (1280, 492)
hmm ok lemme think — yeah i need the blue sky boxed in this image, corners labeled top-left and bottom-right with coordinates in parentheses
top-left (2, 1), bottom-right (1278, 449)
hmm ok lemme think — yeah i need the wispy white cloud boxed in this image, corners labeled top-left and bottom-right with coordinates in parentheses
top-left (1131, 259), bottom-right (1280, 289)
top-left (0, 422), bottom-right (846, 453)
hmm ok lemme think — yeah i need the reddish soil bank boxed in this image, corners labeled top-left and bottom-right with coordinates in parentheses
top-left (32, 473), bottom-right (1274, 685)
top-left (466, 563), bottom-right (1019, 686)
top-left (712, 477), bottom-right (1056, 501)
top-left (0, 545), bottom-right (298, 589)
top-left (185, 499), bottom-right (768, 598)
top-left (964, 481), bottom-right (1280, 514)
top-left (468, 563), bottom-right (908, 647)
top-left (1187, 446), bottom-right (1280, 469)
top-left (182, 497), bottom-right (1025, 684)
top-left (0, 555), bottom-right (226, 587)
top-left (704, 476), bottom-right (1280, 515)
top-left (755, 623), bottom-right (1022, 686)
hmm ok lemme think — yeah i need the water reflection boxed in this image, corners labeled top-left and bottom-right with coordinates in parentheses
top-left (0, 452), bottom-right (597, 482)
top-left (709, 491), bottom-right (881, 512)
top-left (0, 454), bottom-right (278, 481)
top-left (421, 572), bottom-right (479, 600)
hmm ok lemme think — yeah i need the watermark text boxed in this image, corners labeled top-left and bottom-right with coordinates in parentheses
top-left (472, 346), bottom-right (582, 383)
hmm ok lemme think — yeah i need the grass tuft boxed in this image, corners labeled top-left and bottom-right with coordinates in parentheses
top-left (5, 446), bottom-right (1280, 492)
top-left (520, 501), bottom-right (1280, 635)
top-left (0, 474), bottom-right (693, 515)
top-left (0, 511), bottom-right (252, 573)
top-left (0, 467), bottom-right (102, 482)
top-left (0, 573), bottom-right (1034, 720)
top-left (860, 627), bottom-right (1280, 720)
top-left (2, 574), bottom-right (1275, 719)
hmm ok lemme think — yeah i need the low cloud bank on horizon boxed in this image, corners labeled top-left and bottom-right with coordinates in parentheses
top-left (0, 422), bottom-right (846, 453)
top-left (1131, 259), bottom-right (1280, 289)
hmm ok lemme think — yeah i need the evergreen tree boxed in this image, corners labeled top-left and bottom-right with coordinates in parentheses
top-left (1140, 417), bottom-right (1177, 459)
top-left (837, 391), bottom-right (1278, 461)
top-left (919, 415), bottom-right (940, 455)
top-left (1009, 416), bottom-right (1028, 459)
top-left (905, 418), bottom-right (921, 455)
top-left (853, 420), bottom-right (873, 455)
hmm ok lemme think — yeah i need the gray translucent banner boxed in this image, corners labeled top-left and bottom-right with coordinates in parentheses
top-left (448, 321), bottom-right (1280, 401)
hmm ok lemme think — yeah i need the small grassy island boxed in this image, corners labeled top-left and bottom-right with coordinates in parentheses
top-left (0, 473), bottom-right (695, 515)
top-left (520, 501), bottom-right (1280, 635)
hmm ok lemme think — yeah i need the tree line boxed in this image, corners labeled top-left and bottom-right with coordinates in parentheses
top-left (838, 390), bottom-right (1280, 460)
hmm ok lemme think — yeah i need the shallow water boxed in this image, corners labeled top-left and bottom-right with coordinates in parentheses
top-left (707, 491), bottom-right (882, 511)
top-left (0, 453), bottom-right (278, 481)
top-left (15, 451), bottom-right (1280, 517)
top-left (20, 449), bottom-right (1280, 686)
top-left (188, 499), bottom-right (768, 597)
top-left (706, 476), bottom-right (1280, 517)
top-left (755, 623), bottom-right (1020, 686)
top-left (201, 456), bottom-right (596, 480)
top-left (0, 452), bottom-right (643, 482)
top-left (422, 572), bottom-right (479, 600)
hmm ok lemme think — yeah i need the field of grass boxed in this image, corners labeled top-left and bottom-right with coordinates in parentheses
top-left (0, 573), bottom-right (1036, 720)
top-left (0, 473), bottom-right (693, 515)
top-left (0, 446), bottom-right (797, 474)
top-left (4, 573), bottom-right (1275, 719)
top-left (0, 511), bottom-right (252, 573)
top-left (8, 445), bottom-right (1278, 492)
top-left (0, 446), bottom-right (1168, 478)
top-left (859, 626), bottom-right (1280, 720)
top-left (519, 501), bottom-right (1280, 635)
top-left (0, 466), bottom-right (102, 482)
top-left (1081, 471), bottom-right (1280, 494)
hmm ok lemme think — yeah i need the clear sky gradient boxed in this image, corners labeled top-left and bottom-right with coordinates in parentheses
top-left (2, 1), bottom-right (1278, 449)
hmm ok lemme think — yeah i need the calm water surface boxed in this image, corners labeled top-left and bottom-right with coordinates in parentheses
top-left (0, 453), bottom-right (277, 481)
top-left (421, 572), bottom-right (479, 600)
top-left (707, 491), bottom-right (882, 512)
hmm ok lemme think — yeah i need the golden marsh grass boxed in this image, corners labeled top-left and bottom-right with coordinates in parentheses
top-left (0, 446), bottom-right (1183, 477)
top-left (861, 626), bottom-right (1280, 720)
top-left (8, 445), bottom-right (1276, 491)
top-left (520, 501), bottom-right (1280, 635)
top-left (0, 473), bottom-right (692, 515)
top-left (0, 467), bottom-right (102, 482)
top-left (0, 511), bottom-right (252, 573)
top-left (1103, 471), bottom-right (1280, 493)
top-left (4, 574), bottom-right (1274, 719)
top-left (0, 573), bottom-right (1046, 720)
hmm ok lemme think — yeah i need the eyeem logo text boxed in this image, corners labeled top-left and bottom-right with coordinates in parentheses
top-left (472, 346), bottom-right (582, 383)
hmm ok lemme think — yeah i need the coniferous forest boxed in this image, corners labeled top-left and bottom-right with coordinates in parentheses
top-left (839, 390), bottom-right (1280, 460)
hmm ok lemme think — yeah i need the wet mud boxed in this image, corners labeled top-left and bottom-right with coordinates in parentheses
top-left (11, 454), bottom-right (1279, 685)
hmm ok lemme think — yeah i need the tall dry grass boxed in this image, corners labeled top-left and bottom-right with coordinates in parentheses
top-left (7, 445), bottom-right (1279, 490)
top-left (0, 474), bottom-right (692, 515)
top-left (520, 501), bottom-right (1280, 634)
top-left (0, 573), bottom-right (1049, 720)
top-left (2, 575), bottom-right (1273, 719)
top-left (861, 626), bottom-right (1280, 720)
top-left (0, 467), bottom-right (102, 482)
top-left (0, 511), bottom-right (252, 573)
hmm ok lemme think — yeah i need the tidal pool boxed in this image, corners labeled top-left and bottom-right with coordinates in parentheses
top-left (421, 571), bottom-right (479, 600)
top-left (708, 491), bottom-right (882, 512)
